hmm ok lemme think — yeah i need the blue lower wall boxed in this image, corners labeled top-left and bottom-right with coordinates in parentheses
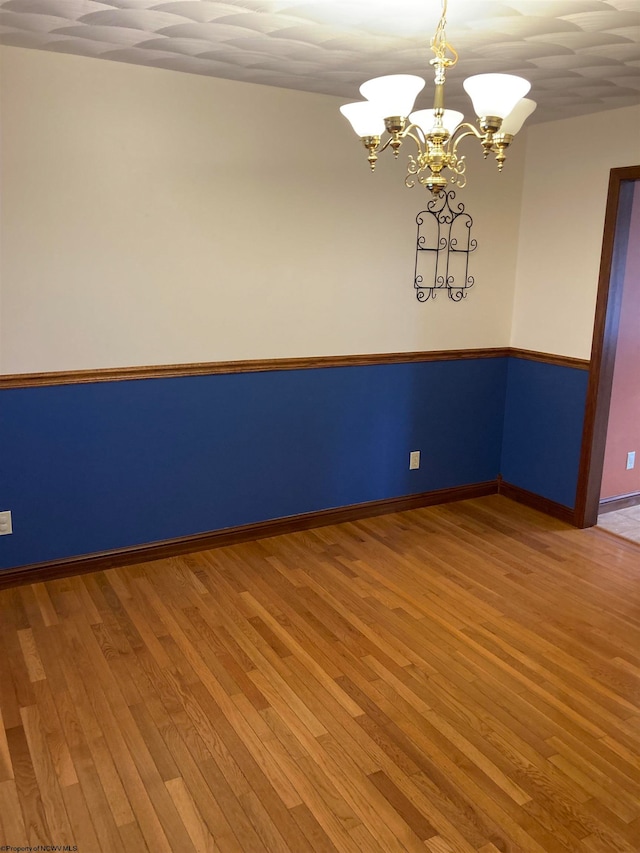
top-left (0, 358), bottom-right (509, 570)
top-left (500, 358), bottom-right (589, 509)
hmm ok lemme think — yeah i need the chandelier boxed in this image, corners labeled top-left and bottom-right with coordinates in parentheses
top-left (339, 0), bottom-right (536, 194)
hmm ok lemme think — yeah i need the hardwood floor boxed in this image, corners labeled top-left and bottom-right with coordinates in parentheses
top-left (0, 494), bottom-right (639, 852)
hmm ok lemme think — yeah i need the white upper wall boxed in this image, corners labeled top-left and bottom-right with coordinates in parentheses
top-left (511, 104), bottom-right (640, 360)
top-left (0, 45), bottom-right (525, 373)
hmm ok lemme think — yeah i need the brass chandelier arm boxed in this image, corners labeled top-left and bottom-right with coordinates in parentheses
top-left (449, 123), bottom-right (492, 159)
top-left (373, 120), bottom-right (499, 190)
top-left (402, 127), bottom-right (427, 149)
top-left (377, 135), bottom-right (396, 155)
top-left (450, 123), bottom-right (484, 148)
top-left (377, 126), bottom-right (426, 155)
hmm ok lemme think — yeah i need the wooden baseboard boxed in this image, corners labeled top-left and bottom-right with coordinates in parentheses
top-left (0, 481), bottom-right (498, 590)
top-left (498, 479), bottom-right (577, 525)
top-left (599, 491), bottom-right (640, 514)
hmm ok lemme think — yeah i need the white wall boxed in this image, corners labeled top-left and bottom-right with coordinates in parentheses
top-left (511, 104), bottom-right (640, 360)
top-left (0, 46), bottom-right (525, 374)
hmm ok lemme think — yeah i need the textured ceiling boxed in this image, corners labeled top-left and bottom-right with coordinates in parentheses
top-left (1, 0), bottom-right (639, 123)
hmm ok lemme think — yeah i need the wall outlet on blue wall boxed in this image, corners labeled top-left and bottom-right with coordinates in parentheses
top-left (409, 450), bottom-right (421, 470)
top-left (0, 511), bottom-right (13, 535)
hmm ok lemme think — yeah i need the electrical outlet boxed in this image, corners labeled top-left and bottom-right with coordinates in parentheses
top-left (627, 451), bottom-right (636, 470)
top-left (0, 510), bottom-right (12, 535)
top-left (409, 450), bottom-right (421, 470)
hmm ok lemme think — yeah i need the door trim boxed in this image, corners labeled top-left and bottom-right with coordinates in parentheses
top-left (575, 165), bottom-right (640, 528)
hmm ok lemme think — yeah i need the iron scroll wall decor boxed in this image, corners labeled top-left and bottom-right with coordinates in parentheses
top-left (414, 190), bottom-right (477, 301)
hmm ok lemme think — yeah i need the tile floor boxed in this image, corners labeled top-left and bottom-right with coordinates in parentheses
top-left (597, 502), bottom-right (640, 545)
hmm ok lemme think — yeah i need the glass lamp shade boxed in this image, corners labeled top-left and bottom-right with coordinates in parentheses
top-left (500, 98), bottom-right (537, 135)
top-left (339, 102), bottom-right (386, 137)
top-left (409, 109), bottom-right (464, 137)
top-left (359, 74), bottom-right (425, 119)
top-left (462, 73), bottom-right (531, 119)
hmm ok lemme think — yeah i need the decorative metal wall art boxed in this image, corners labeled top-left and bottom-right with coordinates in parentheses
top-left (414, 190), bottom-right (477, 302)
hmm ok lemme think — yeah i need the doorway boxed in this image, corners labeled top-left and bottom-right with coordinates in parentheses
top-left (575, 165), bottom-right (640, 530)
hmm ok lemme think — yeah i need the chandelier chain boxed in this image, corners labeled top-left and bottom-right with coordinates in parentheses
top-left (430, 0), bottom-right (458, 69)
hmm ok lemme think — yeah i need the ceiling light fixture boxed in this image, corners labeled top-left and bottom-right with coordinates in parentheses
top-left (340, 0), bottom-right (536, 193)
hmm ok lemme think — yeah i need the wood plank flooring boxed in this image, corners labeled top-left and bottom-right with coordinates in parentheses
top-left (0, 494), bottom-right (639, 852)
